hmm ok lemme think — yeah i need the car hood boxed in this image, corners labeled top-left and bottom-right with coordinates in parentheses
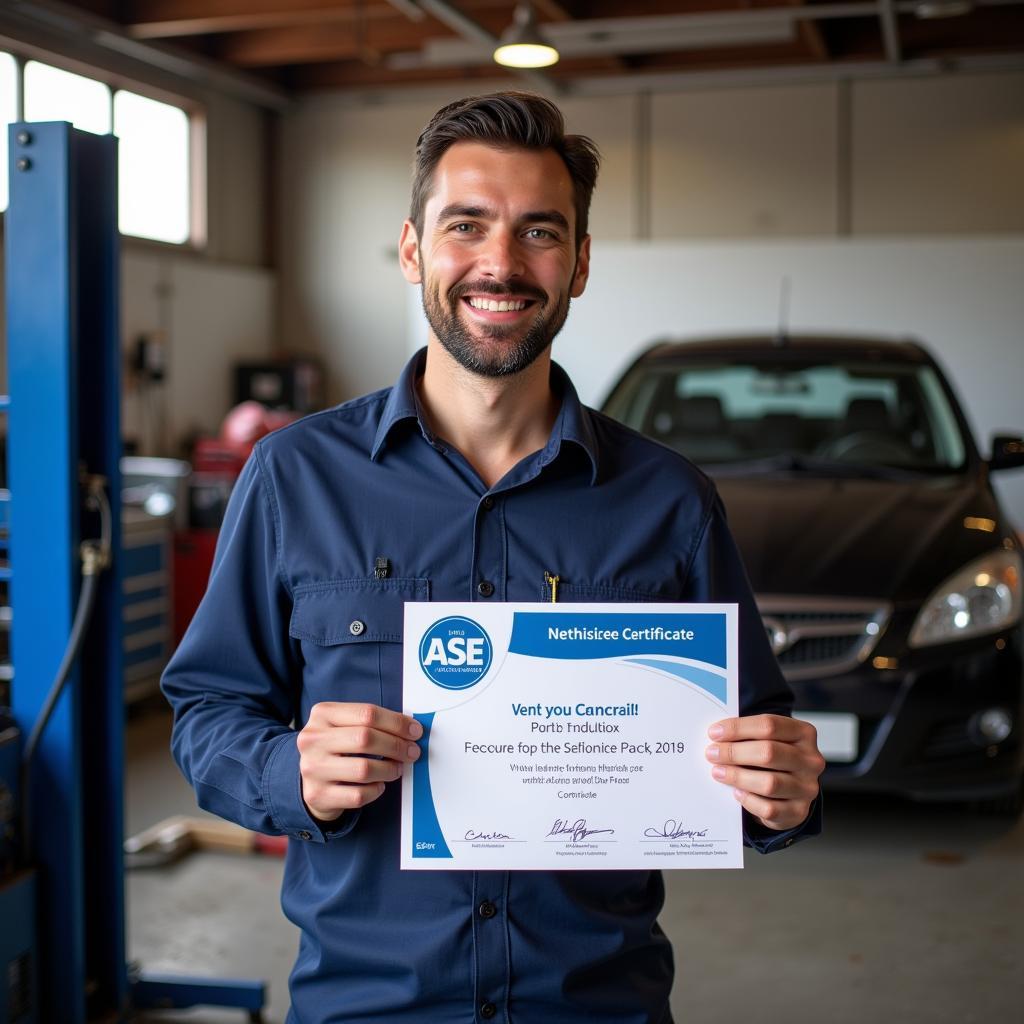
top-left (714, 471), bottom-right (1000, 603)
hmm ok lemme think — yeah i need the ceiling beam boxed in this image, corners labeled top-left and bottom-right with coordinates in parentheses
top-left (532, 1), bottom-right (578, 21)
top-left (385, 6), bottom-right (871, 71)
top-left (290, 59), bottom-right (522, 91)
top-left (0, 0), bottom-right (289, 107)
top-left (125, 0), bottom-right (399, 39)
top-left (290, 49), bottom-right (1024, 99)
top-left (125, 0), bottom-right (586, 41)
top-left (878, 0), bottom-right (903, 63)
top-left (790, 0), bottom-right (829, 62)
top-left (384, 0), bottom-right (426, 21)
top-left (218, 18), bottom-right (454, 66)
top-left (564, 51), bottom-right (1024, 96)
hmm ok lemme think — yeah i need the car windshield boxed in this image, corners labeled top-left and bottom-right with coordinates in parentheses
top-left (603, 357), bottom-right (968, 472)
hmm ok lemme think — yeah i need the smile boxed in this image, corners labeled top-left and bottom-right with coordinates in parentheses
top-left (464, 296), bottom-right (532, 313)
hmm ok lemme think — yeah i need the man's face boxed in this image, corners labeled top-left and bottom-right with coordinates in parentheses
top-left (399, 142), bottom-right (590, 378)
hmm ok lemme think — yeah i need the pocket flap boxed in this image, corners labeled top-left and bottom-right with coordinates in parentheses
top-left (289, 578), bottom-right (429, 646)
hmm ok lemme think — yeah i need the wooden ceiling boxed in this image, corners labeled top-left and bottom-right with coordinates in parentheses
top-left (54, 0), bottom-right (1024, 93)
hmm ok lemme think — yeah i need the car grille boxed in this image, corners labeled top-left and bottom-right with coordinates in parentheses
top-left (920, 720), bottom-right (976, 760)
top-left (756, 597), bottom-right (892, 681)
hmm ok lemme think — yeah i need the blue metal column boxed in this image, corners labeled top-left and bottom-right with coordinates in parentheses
top-left (6, 121), bottom-right (126, 1023)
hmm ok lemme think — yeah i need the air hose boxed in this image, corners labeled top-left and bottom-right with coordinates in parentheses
top-left (20, 473), bottom-right (112, 866)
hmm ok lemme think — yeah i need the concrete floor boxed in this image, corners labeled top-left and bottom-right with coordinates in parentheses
top-left (126, 702), bottom-right (1024, 1024)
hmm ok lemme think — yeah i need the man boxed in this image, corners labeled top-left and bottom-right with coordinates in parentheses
top-left (163, 92), bottom-right (824, 1024)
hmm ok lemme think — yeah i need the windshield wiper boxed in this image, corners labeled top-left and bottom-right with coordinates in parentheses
top-left (708, 454), bottom-right (930, 481)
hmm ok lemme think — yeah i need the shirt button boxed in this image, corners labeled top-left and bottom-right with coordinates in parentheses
top-left (297, 830), bottom-right (312, 841)
top-left (349, 620), bottom-right (366, 636)
top-left (478, 900), bottom-right (497, 919)
top-left (480, 1004), bottom-right (497, 1020)
top-left (477, 581), bottom-right (495, 598)
top-left (481, 496), bottom-right (495, 511)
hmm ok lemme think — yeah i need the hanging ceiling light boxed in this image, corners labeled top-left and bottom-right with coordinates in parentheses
top-left (493, 3), bottom-right (559, 69)
top-left (913, 0), bottom-right (973, 17)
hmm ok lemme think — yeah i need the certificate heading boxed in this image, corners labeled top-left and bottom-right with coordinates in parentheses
top-left (508, 612), bottom-right (726, 667)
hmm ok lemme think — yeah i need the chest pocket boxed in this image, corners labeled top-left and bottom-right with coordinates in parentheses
top-left (539, 581), bottom-right (668, 603)
top-left (289, 577), bottom-right (430, 711)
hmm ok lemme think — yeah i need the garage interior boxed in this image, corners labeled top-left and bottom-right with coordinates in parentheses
top-left (1, 1), bottom-right (1023, 1023)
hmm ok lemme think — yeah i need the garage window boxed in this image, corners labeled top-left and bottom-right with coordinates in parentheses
top-left (24, 60), bottom-right (112, 135)
top-left (114, 90), bottom-right (191, 245)
top-left (0, 51), bottom-right (18, 213)
top-left (1, 53), bottom-right (198, 245)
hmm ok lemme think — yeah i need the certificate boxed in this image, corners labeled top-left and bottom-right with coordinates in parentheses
top-left (400, 603), bottom-right (742, 870)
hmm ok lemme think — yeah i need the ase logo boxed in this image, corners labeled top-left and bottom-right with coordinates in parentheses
top-left (419, 616), bottom-right (492, 690)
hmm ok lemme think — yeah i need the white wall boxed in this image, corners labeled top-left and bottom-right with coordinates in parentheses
top-left (851, 74), bottom-right (1024, 235)
top-left (650, 84), bottom-right (839, 237)
top-left (278, 71), bottom-right (1024, 410)
top-left (204, 93), bottom-right (272, 266)
top-left (278, 100), bottom-right (434, 403)
top-left (121, 251), bottom-right (276, 452)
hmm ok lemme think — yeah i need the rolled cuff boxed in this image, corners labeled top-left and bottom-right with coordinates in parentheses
top-left (261, 731), bottom-right (362, 842)
top-left (743, 794), bottom-right (822, 854)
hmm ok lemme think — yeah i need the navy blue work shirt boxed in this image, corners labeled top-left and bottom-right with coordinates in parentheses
top-left (163, 348), bottom-right (821, 1024)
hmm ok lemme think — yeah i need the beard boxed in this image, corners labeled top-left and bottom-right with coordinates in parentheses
top-left (420, 266), bottom-right (572, 379)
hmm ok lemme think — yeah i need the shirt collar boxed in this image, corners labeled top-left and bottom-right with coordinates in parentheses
top-left (370, 348), bottom-right (600, 486)
top-left (371, 348), bottom-right (429, 458)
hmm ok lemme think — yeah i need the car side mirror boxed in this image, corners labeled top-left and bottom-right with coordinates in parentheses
top-left (988, 435), bottom-right (1024, 471)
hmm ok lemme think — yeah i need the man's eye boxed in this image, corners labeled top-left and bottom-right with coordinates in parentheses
top-left (452, 223), bottom-right (477, 234)
top-left (525, 228), bottom-right (556, 240)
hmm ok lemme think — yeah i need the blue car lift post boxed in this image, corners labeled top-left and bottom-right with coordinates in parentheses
top-left (5, 123), bottom-right (265, 1022)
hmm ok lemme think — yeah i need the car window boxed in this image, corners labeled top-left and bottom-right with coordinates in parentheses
top-left (605, 359), bottom-right (967, 470)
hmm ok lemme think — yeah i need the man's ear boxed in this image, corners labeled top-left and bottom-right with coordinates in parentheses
top-left (399, 220), bottom-right (422, 284)
top-left (570, 234), bottom-right (591, 299)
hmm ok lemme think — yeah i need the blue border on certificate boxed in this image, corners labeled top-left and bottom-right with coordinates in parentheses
top-left (411, 713), bottom-right (453, 859)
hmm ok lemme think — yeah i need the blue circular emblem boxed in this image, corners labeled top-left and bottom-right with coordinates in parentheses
top-left (419, 616), bottom-right (492, 690)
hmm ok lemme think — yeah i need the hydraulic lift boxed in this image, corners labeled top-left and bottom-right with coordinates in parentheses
top-left (1, 122), bottom-right (265, 1022)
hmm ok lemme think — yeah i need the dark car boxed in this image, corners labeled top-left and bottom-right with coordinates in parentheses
top-left (602, 335), bottom-right (1024, 810)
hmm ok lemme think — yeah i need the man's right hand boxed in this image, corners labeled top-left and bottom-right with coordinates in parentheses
top-left (297, 702), bottom-right (423, 823)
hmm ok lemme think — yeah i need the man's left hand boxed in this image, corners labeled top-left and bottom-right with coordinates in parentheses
top-left (705, 714), bottom-right (825, 831)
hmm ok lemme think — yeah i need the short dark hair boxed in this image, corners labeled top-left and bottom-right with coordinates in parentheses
top-left (410, 91), bottom-right (601, 249)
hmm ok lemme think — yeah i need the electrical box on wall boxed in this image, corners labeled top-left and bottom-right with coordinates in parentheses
top-left (234, 357), bottom-right (324, 414)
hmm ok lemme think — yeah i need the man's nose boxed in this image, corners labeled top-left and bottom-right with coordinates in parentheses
top-left (477, 230), bottom-right (524, 281)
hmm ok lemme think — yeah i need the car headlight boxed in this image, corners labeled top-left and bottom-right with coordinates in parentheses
top-left (909, 548), bottom-right (1022, 648)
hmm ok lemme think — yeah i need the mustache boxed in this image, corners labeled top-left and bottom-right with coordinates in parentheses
top-left (448, 280), bottom-right (547, 304)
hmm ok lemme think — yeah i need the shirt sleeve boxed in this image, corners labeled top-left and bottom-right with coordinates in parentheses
top-left (161, 445), bottom-right (357, 843)
top-left (685, 487), bottom-right (822, 853)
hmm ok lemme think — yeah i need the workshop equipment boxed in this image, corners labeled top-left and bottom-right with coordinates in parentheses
top-left (124, 814), bottom-right (288, 869)
top-left (234, 356), bottom-right (324, 414)
top-left (121, 457), bottom-right (186, 701)
top-left (0, 714), bottom-right (32, 1024)
top-left (7, 120), bottom-right (124, 1024)
top-left (5, 121), bottom-right (265, 1023)
top-left (122, 505), bottom-right (174, 704)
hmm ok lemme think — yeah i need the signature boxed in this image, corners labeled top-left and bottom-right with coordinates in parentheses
top-left (464, 829), bottom-right (512, 841)
top-left (643, 820), bottom-right (710, 840)
top-left (547, 818), bottom-right (615, 842)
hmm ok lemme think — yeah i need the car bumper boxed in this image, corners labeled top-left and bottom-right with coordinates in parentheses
top-left (790, 625), bottom-right (1024, 802)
